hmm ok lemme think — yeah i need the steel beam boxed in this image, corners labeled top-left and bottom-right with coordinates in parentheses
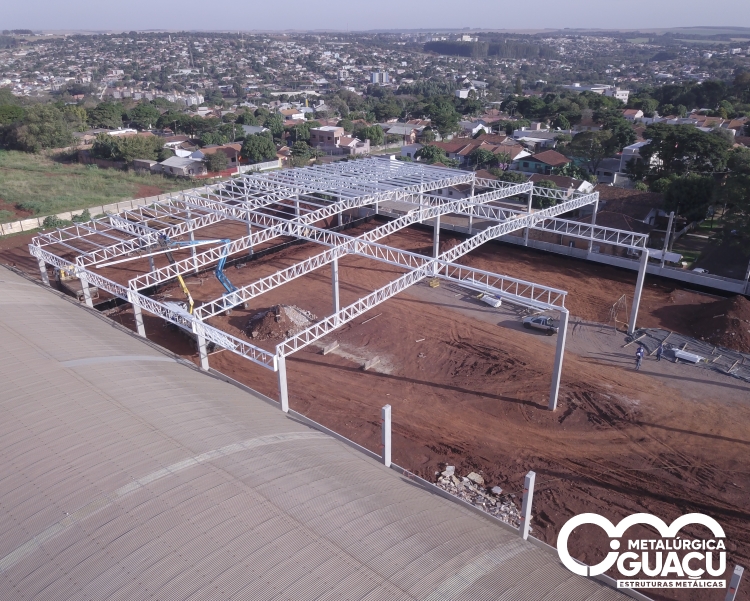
top-left (332, 258), bottom-right (340, 313)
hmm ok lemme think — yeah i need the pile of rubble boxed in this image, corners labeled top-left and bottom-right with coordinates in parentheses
top-left (435, 466), bottom-right (522, 528)
top-left (246, 305), bottom-right (318, 341)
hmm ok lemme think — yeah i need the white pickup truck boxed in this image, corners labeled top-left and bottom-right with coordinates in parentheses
top-left (522, 315), bottom-right (558, 335)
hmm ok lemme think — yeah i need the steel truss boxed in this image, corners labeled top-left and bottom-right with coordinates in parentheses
top-left (29, 160), bottom-right (594, 414)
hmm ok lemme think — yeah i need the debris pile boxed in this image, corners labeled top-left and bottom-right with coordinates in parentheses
top-left (435, 466), bottom-right (522, 528)
top-left (691, 295), bottom-right (750, 353)
top-left (438, 237), bottom-right (461, 254)
top-left (246, 305), bottom-right (317, 341)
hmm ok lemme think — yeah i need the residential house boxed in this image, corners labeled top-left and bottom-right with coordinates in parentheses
top-left (384, 124), bottom-right (420, 144)
top-left (190, 143), bottom-right (242, 168)
top-left (310, 126), bottom-right (344, 147)
top-left (158, 156), bottom-right (207, 177)
top-left (514, 150), bottom-right (570, 174)
top-left (241, 125), bottom-right (269, 136)
top-left (280, 108), bottom-right (305, 121)
top-left (459, 120), bottom-right (491, 137)
top-left (622, 109), bottom-right (644, 122)
top-left (528, 173), bottom-right (595, 194)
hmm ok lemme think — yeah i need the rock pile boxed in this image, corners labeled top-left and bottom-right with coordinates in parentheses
top-left (435, 466), bottom-right (522, 528)
top-left (246, 305), bottom-right (317, 341)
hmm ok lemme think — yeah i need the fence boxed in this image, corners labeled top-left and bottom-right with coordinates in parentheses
top-left (0, 182), bottom-right (220, 236)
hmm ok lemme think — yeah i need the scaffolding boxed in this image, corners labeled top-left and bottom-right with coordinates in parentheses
top-left (30, 158), bottom-right (611, 411)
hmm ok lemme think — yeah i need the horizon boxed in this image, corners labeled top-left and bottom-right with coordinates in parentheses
top-left (5, 0), bottom-right (750, 33)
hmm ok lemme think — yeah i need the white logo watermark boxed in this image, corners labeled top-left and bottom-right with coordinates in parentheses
top-left (557, 513), bottom-right (727, 589)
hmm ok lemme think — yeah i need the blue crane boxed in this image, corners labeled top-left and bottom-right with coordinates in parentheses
top-left (157, 235), bottom-right (241, 309)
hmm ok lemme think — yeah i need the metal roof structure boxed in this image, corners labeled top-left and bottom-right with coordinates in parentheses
top-left (29, 158), bottom-right (627, 411)
top-left (0, 267), bottom-right (632, 600)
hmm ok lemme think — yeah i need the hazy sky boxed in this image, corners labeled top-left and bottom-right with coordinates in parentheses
top-left (5, 0), bottom-right (750, 32)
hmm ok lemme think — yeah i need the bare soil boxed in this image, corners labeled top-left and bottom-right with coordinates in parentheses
top-left (4, 223), bottom-right (750, 601)
top-left (691, 295), bottom-right (750, 353)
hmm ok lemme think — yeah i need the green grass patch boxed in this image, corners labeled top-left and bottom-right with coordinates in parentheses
top-left (0, 150), bottom-right (188, 223)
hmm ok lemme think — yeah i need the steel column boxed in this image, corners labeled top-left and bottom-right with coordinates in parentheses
top-left (661, 211), bottom-right (674, 268)
top-left (549, 308), bottom-right (569, 411)
top-left (433, 214), bottom-right (441, 258)
top-left (332, 257), bottom-right (340, 313)
top-left (381, 404), bottom-right (392, 467)
top-left (524, 188), bottom-right (533, 246)
top-left (132, 302), bottom-right (146, 338)
top-left (80, 273), bottom-right (94, 308)
top-left (197, 332), bottom-right (209, 371)
top-left (278, 354), bottom-right (289, 412)
top-left (587, 199), bottom-right (599, 253)
top-left (628, 249), bottom-right (649, 335)
top-left (37, 258), bottom-right (50, 286)
top-left (519, 471), bottom-right (536, 540)
top-left (726, 565), bottom-right (744, 601)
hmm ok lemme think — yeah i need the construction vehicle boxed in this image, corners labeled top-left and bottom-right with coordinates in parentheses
top-left (522, 315), bottom-right (558, 335)
top-left (157, 234), bottom-right (247, 314)
top-left (55, 265), bottom-right (100, 303)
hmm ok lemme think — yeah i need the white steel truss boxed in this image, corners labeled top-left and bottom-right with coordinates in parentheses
top-left (29, 160), bottom-right (595, 381)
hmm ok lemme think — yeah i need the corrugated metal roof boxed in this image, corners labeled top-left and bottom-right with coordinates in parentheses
top-left (0, 268), bottom-right (630, 600)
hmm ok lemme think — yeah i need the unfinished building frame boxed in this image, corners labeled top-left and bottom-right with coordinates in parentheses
top-left (29, 158), bottom-right (650, 412)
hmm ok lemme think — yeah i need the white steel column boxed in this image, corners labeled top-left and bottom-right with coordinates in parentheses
top-left (519, 471), bottom-right (536, 540)
top-left (127, 290), bottom-right (147, 337)
top-left (194, 321), bottom-right (209, 371)
top-left (726, 565), bottom-right (744, 601)
top-left (433, 214), bottom-right (441, 258)
top-left (277, 354), bottom-right (289, 412)
top-left (79, 273), bottom-right (94, 308)
top-left (331, 258), bottom-right (340, 313)
top-left (187, 208), bottom-right (198, 273)
top-left (381, 404), bottom-right (392, 467)
top-left (549, 308), bottom-right (569, 411)
top-left (469, 181), bottom-right (475, 234)
top-left (37, 258), bottom-right (50, 286)
top-left (524, 188), bottom-right (533, 246)
top-left (587, 199), bottom-right (599, 253)
top-left (246, 209), bottom-right (254, 257)
top-left (628, 249), bottom-right (649, 335)
top-left (661, 211), bottom-right (674, 268)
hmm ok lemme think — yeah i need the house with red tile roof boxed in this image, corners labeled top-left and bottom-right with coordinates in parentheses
top-left (514, 150), bottom-right (570, 175)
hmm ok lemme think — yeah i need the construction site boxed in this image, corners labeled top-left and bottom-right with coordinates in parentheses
top-left (9, 157), bottom-right (750, 600)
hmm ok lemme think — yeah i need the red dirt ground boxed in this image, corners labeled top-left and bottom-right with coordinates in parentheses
top-left (3, 223), bottom-right (749, 601)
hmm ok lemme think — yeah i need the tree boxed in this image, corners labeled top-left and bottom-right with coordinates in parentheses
top-left (565, 130), bottom-right (614, 174)
top-left (62, 105), bottom-right (87, 132)
top-left (468, 148), bottom-right (498, 170)
top-left (532, 180), bottom-right (558, 208)
top-left (129, 103), bottom-right (160, 130)
top-left (8, 105), bottom-right (73, 152)
top-left (719, 147), bottom-right (750, 248)
top-left (639, 123), bottom-right (731, 179)
top-left (87, 102), bottom-right (124, 129)
top-left (415, 144), bottom-right (448, 164)
top-left (489, 170), bottom-right (528, 183)
top-left (91, 132), bottom-right (162, 162)
top-left (420, 127), bottom-right (436, 142)
top-left (205, 151), bottom-right (228, 173)
top-left (664, 174), bottom-right (714, 223)
top-left (553, 114), bottom-right (570, 130)
top-left (265, 114), bottom-right (284, 139)
top-left (426, 98), bottom-right (460, 137)
top-left (0, 104), bottom-right (25, 125)
top-left (241, 133), bottom-right (277, 163)
top-left (357, 125), bottom-right (384, 146)
top-left (552, 161), bottom-right (595, 182)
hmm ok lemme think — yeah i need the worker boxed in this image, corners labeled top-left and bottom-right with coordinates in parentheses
top-left (656, 343), bottom-right (664, 362)
top-left (635, 346), bottom-right (645, 371)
